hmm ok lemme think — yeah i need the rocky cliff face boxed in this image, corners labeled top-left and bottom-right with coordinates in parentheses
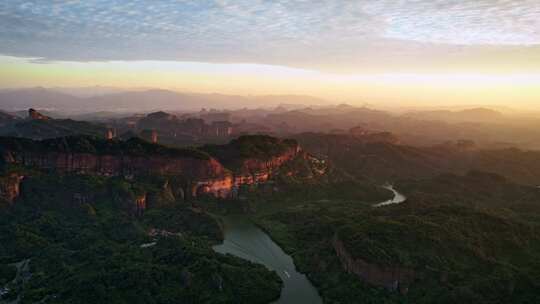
top-left (235, 145), bottom-right (301, 174)
top-left (232, 145), bottom-right (301, 185)
top-left (3, 150), bottom-right (226, 180)
top-left (0, 136), bottom-right (305, 200)
top-left (0, 172), bottom-right (24, 204)
top-left (192, 146), bottom-right (302, 198)
top-left (192, 175), bottom-right (234, 198)
top-left (332, 234), bottom-right (415, 294)
top-left (28, 108), bottom-right (51, 120)
top-left (133, 193), bottom-right (147, 216)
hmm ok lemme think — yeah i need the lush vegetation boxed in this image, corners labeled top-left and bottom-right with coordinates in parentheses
top-left (253, 171), bottom-right (540, 303)
top-left (202, 135), bottom-right (298, 170)
top-left (5, 118), bottom-right (108, 140)
top-left (4, 132), bottom-right (540, 303)
top-left (0, 135), bottom-right (211, 159)
top-left (0, 171), bottom-right (281, 303)
top-left (0, 264), bottom-right (16, 286)
top-left (294, 132), bottom-right (540, 186)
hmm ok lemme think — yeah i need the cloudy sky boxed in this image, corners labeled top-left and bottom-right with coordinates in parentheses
top-left (1, 0), bottom-right (539, 107)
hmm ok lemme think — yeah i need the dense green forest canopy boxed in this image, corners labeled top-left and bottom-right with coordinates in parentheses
top-left (0, 173), bottom-right (281, 303)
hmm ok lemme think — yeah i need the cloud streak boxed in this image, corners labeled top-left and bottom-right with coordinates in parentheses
top-left (0, 0), bottom-right (539, 71)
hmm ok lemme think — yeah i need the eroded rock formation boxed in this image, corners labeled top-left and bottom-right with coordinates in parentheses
top-left (332, 234), bottom-right (416, 294)
top-left (133, 193), bottom-right (147, 216)
top-left (0, 172), bottom-right (24, 204)
top-left (0, 136), bottom-right (306, 201)
top-left (28, 108), bottom-right (51, 120)
top-left (3, 151), bottom-right (225, 179)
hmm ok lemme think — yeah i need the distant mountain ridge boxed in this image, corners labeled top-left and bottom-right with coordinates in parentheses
top-left (0, 87), bottom-right (328, 113)
top-left (403, 107), bottom-right (503, 123)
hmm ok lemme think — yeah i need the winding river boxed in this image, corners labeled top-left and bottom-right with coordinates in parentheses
top-left (213, 186), bottom-right (406, 303)
top-left (373, 185), bottom-right (407, 207)
top-left (213, 215), bottom-right (322, 304)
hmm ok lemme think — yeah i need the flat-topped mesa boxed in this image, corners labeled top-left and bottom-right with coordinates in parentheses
top-left (191, 136), bottom-right (304, 198)
top-left (201, 135), bottom-right (302, 186)
top-left (0, 135), bottom-right (225, 182)
top-left (0, 135), bottom-right (306, 200)
top-left (193, 145), bottom-right (302, 198)
top-left (233, 145), bottom-right (301, 185)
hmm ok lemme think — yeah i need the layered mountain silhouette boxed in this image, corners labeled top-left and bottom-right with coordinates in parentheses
top-left (0, 87), bottom-right (327, 112)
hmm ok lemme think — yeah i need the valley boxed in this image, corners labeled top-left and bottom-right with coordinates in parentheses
top-left (1, 107), bottom-right (540, 303)
top-left (2, 3), bottom-right (539, 302)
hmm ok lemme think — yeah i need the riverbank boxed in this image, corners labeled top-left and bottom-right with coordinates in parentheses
top-left (213, 215), bottom-right (322, 304)
top-left (204, 184), bottom-right (407, 303)
top-left (247, 186), bottom-right (414, 303)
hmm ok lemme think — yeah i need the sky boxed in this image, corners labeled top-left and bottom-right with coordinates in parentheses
top-left (0, 0), bottom-right (539, 108)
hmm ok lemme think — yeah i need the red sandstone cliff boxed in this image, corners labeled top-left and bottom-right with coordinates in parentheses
top-left (235, 145), bottom-right (301, 174)
top-left (3, 150), bottom-right (226, 179)
top-left (0, 138), bottom-right (305, 201)
top-left (0, 172), bottom-right (24, 204)
top-left (232, 146), bottom-right (301, 185)
top-left (132, 193), bottom-right (147, 216)
top-left (191, 146), bottom-right (302, 198)
top-left (28, 108), bottom-right (51, 120)
top-left (332, 234), bottom-right (416, 294)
